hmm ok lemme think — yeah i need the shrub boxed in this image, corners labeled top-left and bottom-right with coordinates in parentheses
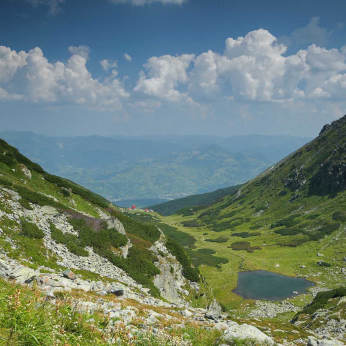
top-left (228, 241), bottom-right (261, 253)
top-left (68, 217), bottom-right (161, 295)
top-left (18, 198), bottom-right (33, 210)
top-left (187, 248), bottom-right (229, 268)
top-left (332, 211), bottom-right (346, 222)
top-left (0, 176), bottom-right (12, 187)
top-left (16, 186), bottom-right (65, 210)
top-left (205, 236), bottom-right (228, 243)
top-left (21, 220), bottom-right (44, 239)
top-left (61, 188), bottom-right (71, 197)
top-left (182, 220), bottom-right (202, 228)
top-left (317, 261), bottom-right (332, 267)
top-left (296, 287), bottom-right (346, 316)
top-left (231, 232), bottom-right (260, 238)
top-left (270, 214), bottom-right (300, 229)
top-left (109, 210), bottom-right (160, 243)
top-left (277, 239), bottom-right (308, 247)
top-left (166, 238), bottom-right (199, 282)
top-left (274, 228), bottom-right (302, 236)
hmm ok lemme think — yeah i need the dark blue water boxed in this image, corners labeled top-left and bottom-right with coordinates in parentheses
top-left (233, 270), bottom-right (314, 301)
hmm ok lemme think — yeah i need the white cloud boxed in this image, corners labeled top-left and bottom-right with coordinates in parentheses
top-left (68, 46), bottom-right (91, 60)
top-left (134, 54), bottom-right (194, 102)
top-left (0, 45), bottom-right (129, 110)
top-left (24, 0), bottom-right (185, 16)
top-left (188, 29), bottom-right (346, 104)
top-left (130, 100), bottom-right (162, 112)
top-left (109, 0), bottom-right (186, 5)
top-left (133, 28), bottom-right (346, 108)
top-left (26, 0), bottom-right (65, 16)
top-left (290, 17), bottom-right (332, 46)
top-left (124, 53), bottom-right (132, 62)
top-left (100, 59), bottom-right (118, 71)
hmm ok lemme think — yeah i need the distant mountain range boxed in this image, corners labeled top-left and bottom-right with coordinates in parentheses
top-left (0, 131), bottom-right (311, 202)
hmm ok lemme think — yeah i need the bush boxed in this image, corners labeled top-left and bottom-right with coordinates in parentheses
top-left (317, 261), bottom-right (332, 267)
top-left (277, 239), bottom-right (308, 247)
top-left (166, 238), bottom-right (199, 282)
top-left (270, 214), bottom-right (300, 229)
top-left (228, 241), bottom-right (261, 253)
top-left (109, 210), bottom-right (160, 243)
top-left (68, 217), bottom-right (161, 295)
top-left (0, 176), bottom-right (12, 187)
top-left (332, 211), bottom-right (346, 222)
top-left (16, 186), bottom-right (65, 210)
top-left (274, 228), bottom-right (302, 236)
top-left (50, 223), bottom-right (89, 257)
top-left (182, 220), bottom-right (202, 228)
top-left (21, 220), bottom-right (44, 239)
top-left (18, 198), bottom-right (33, 210)
top-left (187, 248), bottom-right (229, 268)
top-left (61, 189), bottom-right (71, 197)
top-left (296, 287), bottom-right (346, 316)
top-left (205, 236), bottom-right (228, 243)
top-left (231, 232), bottom-right (260, 238)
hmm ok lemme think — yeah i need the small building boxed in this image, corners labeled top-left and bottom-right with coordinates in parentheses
top-left (131, 205), bottom-right (137, 210)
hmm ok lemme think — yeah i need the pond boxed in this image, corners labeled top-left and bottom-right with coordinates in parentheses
top-left (233, 270), bottom-right (315, 301)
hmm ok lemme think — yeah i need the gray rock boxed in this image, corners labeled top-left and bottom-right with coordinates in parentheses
top-left (63, 269), bottom-right (77, 280)
top-left (108, 289), bottom-right (124, 297)
top-left (307, 336), bottom-right (344, 346)
top-left (223, 324), bottom-right (274, 345)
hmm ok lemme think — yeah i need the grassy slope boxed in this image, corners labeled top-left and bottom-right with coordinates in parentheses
top-left (158, 116), bottom-right (346, 309)
top-left (149, 185), bottom-right (242, 216)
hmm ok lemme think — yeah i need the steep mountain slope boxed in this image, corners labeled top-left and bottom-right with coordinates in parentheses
top-left (150, 185), bottom-right (242, 216)
top-left (160, 116), bottom-right (346, 326)
top-left (0, 131), bottom-right (311, 201)
top-left (0, 137), bottom-right (204, 302)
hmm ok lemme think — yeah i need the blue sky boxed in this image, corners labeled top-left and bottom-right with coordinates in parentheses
top-left (1, 0), bottom-right (346, 137)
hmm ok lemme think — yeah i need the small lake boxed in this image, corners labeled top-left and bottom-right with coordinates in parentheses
top-left (233, 270), bottom-right (315, 301)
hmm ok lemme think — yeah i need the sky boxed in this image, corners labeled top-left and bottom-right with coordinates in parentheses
top-left (0, 0), bottom-right (346, 138)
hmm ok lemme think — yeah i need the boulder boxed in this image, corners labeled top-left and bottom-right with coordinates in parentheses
top-left (205, 299), bottom-right (223, 321)
top-left (307, 336), bottom-right (344, 346)
top-left (63, 269), bottom-right (77, 280)
top-left (108, 289), bottom-right (125, 297)
top-left (223, 324), bottom-right (274, 345)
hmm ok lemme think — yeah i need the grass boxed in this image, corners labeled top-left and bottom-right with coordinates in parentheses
top-left (0, 278), bottom-right (233, 346)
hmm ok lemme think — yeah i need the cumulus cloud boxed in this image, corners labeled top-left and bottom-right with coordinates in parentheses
top-left (68, 46), bottom-right (91, 60)
top-left (24, 0), bottom-right (185, 16)
top-left (188, 29), bottom-right (346, 103)
top-left (124, 53), bottom-right (132, 62)
top-left (0, 45), bottom-right (129, 110)
top-left (26, 0), bottom-right (65, 16)
top-left (100, 59), bottom-right (118, 71)
top-left (134, 28), bottom-right (346, 107)
top-left (280, 17), bottom-right (332, 47)
top-left (291, 17), bottom-right (332, 46)
top-left (134, 54), bottom-right (194, 102)
top-left (130, 100), bottom-right (162, 112)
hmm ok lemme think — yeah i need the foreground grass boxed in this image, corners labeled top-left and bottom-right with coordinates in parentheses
top-left (0, 278), bottom-right (275, 346)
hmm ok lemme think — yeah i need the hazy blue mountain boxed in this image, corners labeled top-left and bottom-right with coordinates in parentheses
top-left (0, 131), bottom-right (311, 202)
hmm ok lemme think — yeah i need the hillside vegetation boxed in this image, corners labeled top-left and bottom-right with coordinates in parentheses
top-left (159, 115), bottom-right (346, 311)
top-left (150, 185), bottom-right (242, 216)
